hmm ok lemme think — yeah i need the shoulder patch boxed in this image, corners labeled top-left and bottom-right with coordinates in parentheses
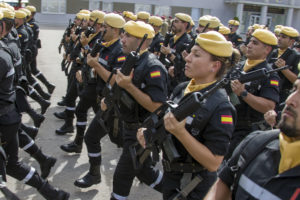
top-left (160, 42), bottom-right (163, 46)
top-left (270, 80), bottom-right (279, 86)
top-left (150, 70), bottom-right (161, 78)
top-left (18, 34), bottom-right (22, 38)
top-left (221, 115), bottom-right (233, 124)
top-left (117, 56), bottom-right (126, 62)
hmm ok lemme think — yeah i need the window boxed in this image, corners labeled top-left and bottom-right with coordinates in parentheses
top-left (102, 2), bottom-right (113, 12)
top-left (135, 4), bottom-right (152, 13)
top-left (154, 5), bottom-right (170, 17)
top-left (42, 0), bottom-right (66, 14)
top-left (89, 0), bottom-right (100, 10)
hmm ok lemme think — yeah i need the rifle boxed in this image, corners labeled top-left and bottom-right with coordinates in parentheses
top-left (185, 23), bottom-right (209, 53)
top-left (130, 65), bottom-right (290, 169)
top-left (159, 21), bottom-right (174, 65)
top-left (82, 30), bottom-right (106, 83)
top-left (58, 19), bottom-right (74, 54)
top-left (102, 34), bottom-right (148, 111)
top-left (269, 47), bottom-right (293, 65)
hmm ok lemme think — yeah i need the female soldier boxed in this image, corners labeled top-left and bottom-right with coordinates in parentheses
top-left (138, 31), bottom-right (238, 199)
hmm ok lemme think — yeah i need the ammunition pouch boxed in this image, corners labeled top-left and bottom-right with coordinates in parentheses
top-left (162, 159), bottom-right (204, 173)
top-left (120, 91), bottom-right (136, 110)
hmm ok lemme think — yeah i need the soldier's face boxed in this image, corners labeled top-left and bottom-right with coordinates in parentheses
top-left (184, 45), bottom-right (216, 81)
top-left (172, 18), bottom-right (183, 34)
top-left (121, 32), bottom-right (139, 54)
top-left (279, 80), bottom-right (300, 138)
top-left (246, 37), bottom-right (270, 60)
top-left (278, 33), bottom-right (293, 49)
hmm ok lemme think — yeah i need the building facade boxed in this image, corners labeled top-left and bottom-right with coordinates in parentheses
top-left (30, 0), bottom-right (300, 34)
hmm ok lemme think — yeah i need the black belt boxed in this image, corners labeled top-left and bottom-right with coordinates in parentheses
top-left (0, 104), bottom-right (15, 117)
top-left (123, 122), bottom-right (141, 130)
top-left (162, 159), bottom-right (204, 173)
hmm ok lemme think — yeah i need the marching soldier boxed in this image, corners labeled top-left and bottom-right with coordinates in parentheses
top-left (123, 11), bottom-right (136, 22)
top-left (148, 16), bottom-right (164, 55)
top-left (218, 25), bottom-right (231, 40)
top-left (226, 29), bottom-right (280, 159)
top-left (0, 10), bottom-right (69, 200)
top-left (228, 19), bottom-right (243, 47)
top-left (196, 15), bottom-right (221, 33)
top-left (160, 13), bottom-right (192, 94)
top-left (26, 5), bottom-right (56, 95)
top-left (102, 20), bottom-right (167, 200)
top-left (268, 26), bottom-right (300, 104)
top-left (60, 10), bottom-right (105, 154)
top-left (73, 13), bottom-right (126, 188)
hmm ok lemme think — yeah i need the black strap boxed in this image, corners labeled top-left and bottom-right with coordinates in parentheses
top-left (231, 130), bottom-right (280, 195)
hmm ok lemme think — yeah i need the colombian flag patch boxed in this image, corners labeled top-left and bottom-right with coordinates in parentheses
top-left (270, 80), bottom-right (279, 86)
top-left (150, 71), bottom-right (161, 78)
top-left (221, 115), bottom-right (233, 124)
top-left (117, 56), bottom-right (126, 62)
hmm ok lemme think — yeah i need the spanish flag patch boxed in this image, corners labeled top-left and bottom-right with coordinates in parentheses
top-left (270, 80), bottom-right (279, 86)
top-left (117, 56), bottom-right (126, 62)
top-left (221, 115), bottom-right (233, 124)
top-left (150, 71), bottom-right (161, 78)
top-left (160, 42), bottom-right (163, 46)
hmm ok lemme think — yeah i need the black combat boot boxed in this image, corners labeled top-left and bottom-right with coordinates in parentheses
top-left (55, 118), bottom-right (74, 135)
top-left (29, 90), bottom-right (51, 114)
top-left (34, 83), bottom-right (51, 100)
top-left (27, 109), bottom-right (45, 128)
top-left (74, 165), bottom-right (101, 188)
top-left (32, 149), bottom-right (57, 179)
top-left (60, 125), bottom-right (84, 153)
top-left (21, 123), bottom-right (39, 140)
top-left (54, 110), bottom-right (67, 120)
top-left (57, 96), bottom-right (66, 106)
top-left (38, 181), bottom-right (70, 200)
top-left (36, 73), bottom-right (56, 94)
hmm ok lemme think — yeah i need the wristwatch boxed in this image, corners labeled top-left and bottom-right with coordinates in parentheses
top-left (240, 90), bottom-right (248, 98)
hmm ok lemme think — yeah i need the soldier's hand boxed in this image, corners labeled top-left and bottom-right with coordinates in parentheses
top-left (63, 53), bottom-right (66, 60)
top-left (80, 32), bottom-right (89, 47)
top-left (275, 58), bottom-right (286, 68)
top-left (164, 112), bottom-right (187, 137)
top-left (100, 98), bottom-right (107, 111)
top-left (76, 57), bottom-right (83, 64)
top-left (115, 69), bottom-right (133, 89)
top-left (137, 128), bottom-right (147, 149)
top-left (182, 50), bottom-right (188, 59)
top-left (231, 80), bottom-right (245, 96)
top-left (264, 110), bottom-right (277, 129)
top-left (168, 66), bottom-right (175, 77)
top-left (71, 33), bottom-right (77, 42)
top-left (87, 53), bottom-right (99, 68)
top-left (67, 54), bottom-right (71, 62)
top-left (65, 36), bottom-right (70, 43)
top-left (76, 70), bottom-right (83, 83)
top-left (239, 44), bottom-right (247, 55)
top-left (160, 45), bottom-right (171, 55)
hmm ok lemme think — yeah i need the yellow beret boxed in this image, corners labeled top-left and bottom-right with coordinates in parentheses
top-left (148, 16), bottom-right (163, 27)
top-left (219, 26), bottom-right (231, 35)
top-left (199, 15), bottom-right (220, 29)
top-left (26, 5), bottom-right (36, 13)
top-left (79, 9), bottom-right (91, 15)
top-left (124, 20), bottom-right (155, 39)
top-left (175, 13), bottom-right (192, 23)
top-left (274, 28), bottom-right (281, 35)
top-left (19, 8), bottom-right (31, 17)
top-left (90, 10), bottom-right (105, 24)
top-left (7, 5), bottom-right (14, 12)
top-left (137, 11), bottom-right (150, 20)
top-left (190, 19), bottom-right (195, 27)
top-left (252, 24), bottom-right (261, 30)
top-left (228, 19), bottom-right (240, 26)
top-left (275, 25), bottom-right (283, 29)
top-left (196, 31), bottom-right (233, 57)
top-left (0, 2), bottom-right (8, 8)
top-left (0, 8), bottom-right (14, 19)
top-left (280, 26), bottom-right (299, 38)
top-left (76, 13), bottom-right (89, 21)
top-left (252, 29), bottom-right (278, 46)
top-left (104, 13), bottom-right (125, 28)
top-left (123, 11), bottom-right (137, 21)
top-left (15, 10), bottom-right (27, 19)
top-left (0, 11), bottom-right (3, 20)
